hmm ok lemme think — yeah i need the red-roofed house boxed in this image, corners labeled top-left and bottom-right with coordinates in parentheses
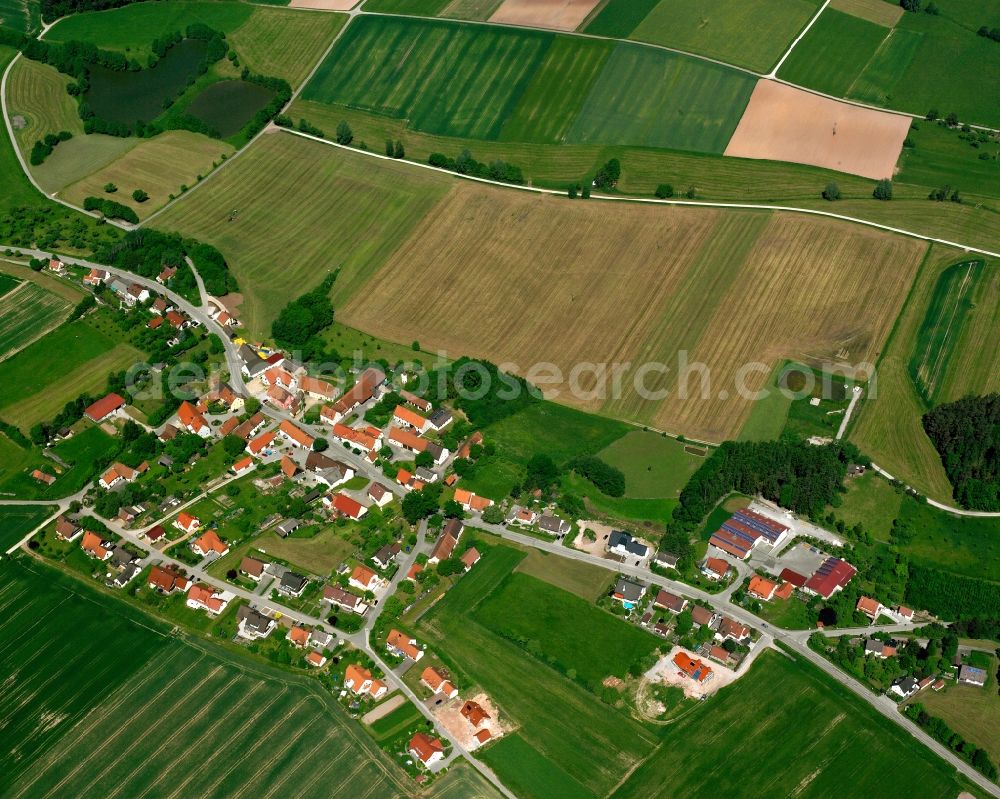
top-left (701, 557), bottom-right (732, 580)
top-left (191, 530), bottom-right (228, 557)
top-left (186, 584), bottom-right (229, 614)
top-left (83, 268), bottom-right (108, 286)
top-left (748, 575), bottom-right (779, 601)
top-left (420, 667), bottom-right (459, 699)
top-left (392, 405), bottom-right (430, 433)
top-left (177, 401), bottom-right (211, 437)
top-left (81, 531), bottom-right (113, 560)
top-left (286, 625), bottom-right (310, 648)
top-left (400, 390), bottom-right (432, 412)
top-left (803, 557), bottom-right (856, 599)
top-left (349, 565), bottom-right (383, 593)
top-left (231, 456), bottom-right (254, 476)
top-left (386, 629), bottom-right (423, 661)
top-left (344, 663), bottom-right (388, 700)
top-left (408, 733), bottom-right (444, 767)
top-left (856, 596), bottom-right (885, 620)
top-left (330, 422), bottom-right (380, 452)
top-left (300, 375), bottom-right (337, 401)
top-left (148, 565), bottom-right (188, 593)
top-left (279, 420), bottom-right (314, 449)
top-left (173, 512), bottom-right (200, 535)
top-left (84, 392), bottom-right (126, 423)
top-left (453, 488), bottom-right (493, 512)
top-left (247, 429), bottom-right (277, 456)
top-left (673, 651), bottom-right (714, 683)
top-left (324, 492), bottom-right (368, 520)
top-left (325, 367), bottom-right (385, 424)
top-left (461, 700), bottom-right (491, 728)
top-left (461, 548), bottom-right (481, 571)
top-left (263, 367), bottom-right (296, 392)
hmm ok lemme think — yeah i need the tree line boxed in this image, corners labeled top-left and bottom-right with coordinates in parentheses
top-left (922, 394), bottom-right (999, 511)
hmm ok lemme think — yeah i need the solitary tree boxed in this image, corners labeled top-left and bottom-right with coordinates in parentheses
top-left (336, 120), bottom-right (353, 146)
top-left (132, 189), bottom-right (149, 203)
top-left (822, 182), bottom-right (841, 201)
top-left (567, 184), bottom-right (578, 199)
top-left (873, 178), bottom-right (893, 201)
top-left (312, 437), bottom-right (328, 452)
top-left (655, 183), bottom-right (674, 199)
top-left (104, 182), bottom-right (117, 193)
top-left (393, 140), bottom-right (405, 159)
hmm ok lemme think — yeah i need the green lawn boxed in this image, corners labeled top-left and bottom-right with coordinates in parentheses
top-left (896, 120), bottom-right (1000, 202)
top-left (0, 505), bottom-right (55, 552)
top-left (610, 647), bottom-right (987, 798)
top-left (366, 700), bottom-right (423, 740)
top-left (562, 471), bottom-right (678, 523)
top-left (0, 556), bottom-right (420, 799)
top-left (0, 424), bottom-right (119, 500)
top-left (473, 571), bottom-right (658, 689)
top-left (832, 470), bottom-right (903, 541)
top-left (485, 401), bottom-right (628, 465)
top-left (565, 41), bottom-right (755, 153)
top-left (597, 429), bottom-right (705, 498)
top-left (629, 0), bottom-right (822, 73)
top-left (0, 272), bottom-right (20, 297)
top-left (584, 0), bottom-right (660, 37)
top-left (419, 544), bottom-right (659, 799)
top-left (0, 0), bottom-right (39, 32)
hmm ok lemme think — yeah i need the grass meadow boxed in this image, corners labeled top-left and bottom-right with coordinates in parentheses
top-left (610, 648), bottom-right (985, 798)
top-left (0, 318), bottom-right (142, 432)
top-left (0, 0), bottom-right (39, 32)
top-left (417, 545), bottom-right (660, 799)
top-left (629, 0), bottom-right (822, 73)
top-left (0, 424), bottom-right (118, 500)
top-left (472, 572), bottom-right (658, 688)
top-left (0, 556), bottom-right (423, 799)
top-left (907, 258), bottom-right (984, 404)
top-left (0, 281), bottom-right (73, 362)
top-left (583, 0), bottom-right (660, 37)
top-left (0, 272), bottom-right (18, 296)
top-left (596, 430), bottom-right (704, 498)
top-left (0, 505), bottom-right (55, 552)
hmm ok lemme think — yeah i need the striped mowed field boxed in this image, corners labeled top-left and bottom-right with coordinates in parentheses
top-left (0, 281), bottom-right (73, 362)
top-left (301, 15), bottom-right (754, 152)
top-left (0, 558), bottom-right (414, 799)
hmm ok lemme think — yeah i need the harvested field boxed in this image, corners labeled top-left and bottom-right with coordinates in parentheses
top-left (155, 131), bottom-right (449, 337)
top-left (60, 131), bottom-right (233, 220)
top-left (340, 177), bottom-right (926, 442)
top-left (830, 0), bottom-right (902, 26)
top-left (724, 80), bottom-right (909, 180)
top-left (488, 0), bottom-right (601, 31)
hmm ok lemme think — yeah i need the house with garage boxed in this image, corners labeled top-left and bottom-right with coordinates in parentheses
top-left (240, 556), bottom-right (265, 582)
top-left (538, 515), bottom-right (571, 535)
top-left (653, 589), bottom-right (687, 614)
top-left (716, 616), bottom-right (750, 643)
top-left (246, 430), bottom-right (277, 457)
top-left (349, 564), bottom-right (384, 593)
top-left (386, 629), bottom-right (423, 661)
top-left (367, 482), bottom-right (392, 507)
top-left (344, 663), bottom-right (387, 700)
top-left (177, 401), bottom-right (211, 438)
top-left (173, 512), bottom-right (201, 535)
top-left (421, 666), bottom-right (459, 699)
top-left (371, 542), bottom-right (402, 571)
top-left (673, 651), bottom-right (714, 684)
top-left (803, 557), bottom-right (856, 599)
top-left (55, 516), bottom-right (83, 542)
top-left (748, 575), bottom-right (779, 602)
top-left (148, 566), bottom-right (189, 594)
top-left (278, 420), bottom-right (314, 449)
top-left (408, 733), bottom-right (444, 769)
top-left (608, 530), bottom-right (649, 560)
top-left (429, 518), bottom-right (463, 564)
top-left (277, 571), bottom-right (309, 597)
top-left (400, 390), bottom-right (432, 413)
top-left (237, 607), bottom-right (275, 640)
top-left (81, 531), bottom-right (114, 560)
top-left (453, 488), bottom-right (493, 513)
top-left (856, 596), bottom-right (885, 621)
top-left (324, 492), bottom-right (368, 520)
top-left (186, 584), bottom-right (231, 615)
top-left (393, 405), bottom-right (431, 433)
top-left (890, 675), bottom-right (919, 699)
top-left (305, 451), bottom-right (353, 488)
top-left (611, 577), bottom-right (646, 607)
top-left (427, 408), bottom-right (453, 431)
top-left (325, 366), bottom-right (386, 424)
top-left (191, 530), bottom-right (228, 558)
top-left (701, 557), bottom-right (732, 581)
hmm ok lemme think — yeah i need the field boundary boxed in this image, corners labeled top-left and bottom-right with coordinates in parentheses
top-left (233, 127), bottom-right (1000, 260)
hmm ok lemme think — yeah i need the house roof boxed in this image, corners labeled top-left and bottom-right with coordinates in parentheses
top-left (81, 531), bottom-right (109, 558)
top-left (351, 564), bottom-right (378, 589)
top-left (146, 525), bottom-right (165, 542)
top-left (779, 568), bottom-right (807, 587)
top-left (300, 375), bottom-right (337, 398)
top-left (400, 390), bottom-right (431, 411)
top-left (148, 565), bottom-right (185, 591)
top-left (704, 557), bottom-right (731, 577)
top-left (247, 430), bottom-right (277, 455)
top-left (345, 662), bottom-right (372, 689)
top-left (232, 413), bottom-right (266, 440)
top-left (653, 589), bottom-right (686, 612)
top-left (394, 405), bottom-right (428, 429)
top-left (461, 700), bottom-right (491, 727)
top-left (774, 581), bottom-right (795, 600)
top-left (408, 732), bottom-right (444, 763)
top-left (474, 728), bottom-right (492, 744)
top-left (188, 584), bottom-right (224, 611)
top-left (421, 666), bottom-right (448, 691)
top-left (672, 651), bottom-right (713, 682)
top-left (84, 392), bottom-right (125, 421)
top-left (279, 420), bottom-right (314, 448)
top-left (280, 455), bottom-right (298, 478)
top-left (804, 557), bottom-right (856, 599)
top-left (324, 584), bottom-right (362, 608)
top-left (176, 512), bottom-right (199, 531)
top-left (331, 423), bottom-right (379, 452)
top-left (386, 629), bottom-right (420, 659)
top-left (748, 575), bottom-right (778, 599)
top-left (857, 596), bottom-right (881, 616)
top-left (691, 605), bottom-right (716, 626)
top-left (177, 401), bottom-right (208, 433)
top-left (388, 426), bottom-right (426, 452)
top-left (288, 626), bottom-right (310, 646)
top-left (330, 366), bottom-right (385, 413)
top-left (368, 482), bottom-right (389, 501)
top-left (718, 617), bottom-right (749, 640)
top-left (232, 455), bottom-right (253, 473)
top-left (330, 493), bottom-right (365, 519)
top-left (240, 557), bottom-right (265, 577)
top-left (193, 530), bottom-right (227, 554)
top-left (219, 416), bottom-right (240, 437)
top-left (461, 547), bottom-right (481, 567)
top-left (609, 530), bottom-right (648, 556)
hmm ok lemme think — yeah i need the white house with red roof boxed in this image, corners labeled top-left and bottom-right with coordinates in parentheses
top-left (84, 392), bottom-right (126, 423)
top-left (186, 584), bottom-right (231, 615)
top-left (173, 512), bottom-right (201, 535)
top-left (324, 492), bottom-right (368, 520)
top-left (177, 401), bottom-right (211, 437)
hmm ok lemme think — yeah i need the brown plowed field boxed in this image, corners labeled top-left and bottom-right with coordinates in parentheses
top-left (340, 181), bottom-right (926, 441)
top-left (488, 0), bottom-right (601, 30)
top-left (724, 80), bottom-right (910, 180)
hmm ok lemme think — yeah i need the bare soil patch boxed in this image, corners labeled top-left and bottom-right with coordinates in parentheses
top-left (433, 692), bottom-right (510, 750)
top-left (361, 694), bottom-right (405, 724)
top-left (725, 80), bottom-right (910, 180)
top-left (646, 645), bottom-right (741, 699)
top-left (489, 0), bottom-right (601, 31)
top-left (288, 0), bottom-right (359, 9)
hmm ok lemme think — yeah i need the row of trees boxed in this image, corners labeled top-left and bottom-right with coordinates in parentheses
top-left (30, 130), bottom-right (72, 165)
top-left (568, 455), bottom-right (625, 497)
top-left (83, 196), bottom-right (138, 224)
top-left (903, 703), bottom-right (998, 780)
top-left (922, 394), bottom-right (1000, 511)
top-left (428, 149), bottom-right (524, 184)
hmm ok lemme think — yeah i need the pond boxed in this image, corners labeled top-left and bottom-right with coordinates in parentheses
top-left (184, 80), bottom-right (276, 138)
top-left (86, 38), bottom-right (208, 126)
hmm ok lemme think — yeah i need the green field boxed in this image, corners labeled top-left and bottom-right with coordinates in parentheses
top-left (512, 544), bottom-right (613, 600)
top-left (473, 572), bottom-right (658, 688)
top-left (0, 0), bottom-right (39, 33)
top-left (485, 402), bottom-right (629, 465)
top-left (779, 1), bottom-right (1000, 127)
top-left (0, 555), bottom-right (437, 799)
top-left (896, 120), bottom-right (1000, 201)
top-left (0, 281), bottom-right (73, 362)
top-left (629, 0), bottom-right (822, 73)
top-left (564, 41), bottom-right (754, 152)
top-left (908, 258), bottom-right (985, 405)
top-left (418, 545), bottom-right (659, 799)
top-left (0, 272), bottom-right (18, 296)
top-left (610, 647), bottom-right (986, 798)
top-left (302, 15), bottom-right (754, 153)
top-left (155, 131), bottom-right (450, 338)
top-left (303, 16), bottom-right (549, 140)
top-left (0, 318), bottom-right (142, 432)
top-left (584, 0), bottom-right (661, 37)
top-left (597, 429), bottom-right (704, 498)
top-left (0, 424), bottom-right (119, 500)
top-left (777, 8), bottom-right (889, 98)
top-left (0, 505), bottom-right (55, 552)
